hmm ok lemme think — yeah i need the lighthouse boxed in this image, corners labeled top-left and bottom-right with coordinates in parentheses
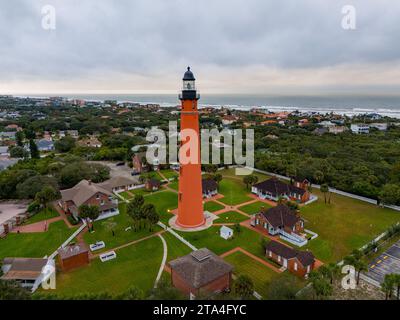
top-left (176, 67), bottom-right (205, 228)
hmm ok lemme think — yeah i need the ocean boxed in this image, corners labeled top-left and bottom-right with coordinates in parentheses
top-left (22, 94), bottom-right (400, 118)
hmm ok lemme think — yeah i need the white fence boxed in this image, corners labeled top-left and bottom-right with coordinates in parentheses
top-left (47, 221), bottom-right (87, 260)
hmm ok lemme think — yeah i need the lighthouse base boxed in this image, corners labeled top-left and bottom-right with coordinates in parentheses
top-left (169, 211), bottom-right (217, 232)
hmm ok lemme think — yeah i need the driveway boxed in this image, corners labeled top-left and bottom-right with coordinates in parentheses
top-left (87, 161), bottom-right (139, 183)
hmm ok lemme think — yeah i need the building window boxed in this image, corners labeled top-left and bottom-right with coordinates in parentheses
top-left (269, 251), bottom-right (272, 257)
top-left (278, 256), bottom-right (281, 262)
top-left (294, 262), bottom-right (298, 271)
top-left (96, 194), bottom-right (100, 200)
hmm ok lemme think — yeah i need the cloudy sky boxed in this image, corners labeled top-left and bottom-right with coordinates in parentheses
top-left (1, 0), bottom-right (400, 95)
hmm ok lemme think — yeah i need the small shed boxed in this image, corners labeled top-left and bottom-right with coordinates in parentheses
top-left (220, 226), bottom-right (233, 240)
top-left (58, 242), bottom-right (89, 272)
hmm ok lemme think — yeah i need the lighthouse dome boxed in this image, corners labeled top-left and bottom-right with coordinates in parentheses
top-left (183, 67), bottom-right (195, 81)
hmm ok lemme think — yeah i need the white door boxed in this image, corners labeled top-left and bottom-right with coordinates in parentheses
top-left (283, 258), bottom-right (288, 268)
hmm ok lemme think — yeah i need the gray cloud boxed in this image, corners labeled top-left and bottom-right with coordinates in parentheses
top-left (0, 0), bottom-right (400, 93)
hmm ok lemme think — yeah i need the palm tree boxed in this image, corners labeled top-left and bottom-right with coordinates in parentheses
top-left (319, 263), bottom-right (340, 284)
top-left (381, 274), bottom-right (395, 300)
top-left (87, 205), bottom-right (100, 231)
top-left (320, 184), bottom-right (329, 204)
top-left (313, 170), bottom-right (324, 185)
top-left (394, 274), bottom-right (400, 300)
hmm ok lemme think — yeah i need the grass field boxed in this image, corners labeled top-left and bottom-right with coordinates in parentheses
top-left (204, 201), bottom-right (225, 213)
top-left (302, 189), bottom-right (400, 262)
top-left (213, 211), bottom-right (249, 224)
top-left (83, 204), bottom-right (161, 252)
top-left (144, 191), bottom-right (177, 224)
top-left (238, 201), bottom-right (272, 215)
top-left (218, 178), bottom-right (252, 206)
top-left (162, 232), bottom-right (192, 262)
top-left (224, 251), bottom-right (280, 298)
top-left (0, 220), bottom-right (76, 260)
top-left (24, 207), bottom-right (60, 225)
top-left (178, 226), bottom-right (267, 258)
top-left (168, 180), bottom-right (179, 191)
top-left (159, 169), bottom-right (178, 180)
top-left (49, 236), bottom-right (163, 296)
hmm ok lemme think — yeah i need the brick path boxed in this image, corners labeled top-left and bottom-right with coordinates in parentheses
top-left (11, 216), bottom-right (63, 233)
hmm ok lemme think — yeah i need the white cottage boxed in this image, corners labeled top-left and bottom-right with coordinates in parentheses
top-left (220, 226), bottom-right (233, 240)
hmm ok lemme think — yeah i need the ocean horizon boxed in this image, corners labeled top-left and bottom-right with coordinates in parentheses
top-left (13, 93), bottom-right (400, 118)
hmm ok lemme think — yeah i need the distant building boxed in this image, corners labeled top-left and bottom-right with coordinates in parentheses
top-left (222, 115), bottom-right (237, 126)
top-left (265, 240), bottom-right (315, 277)
top-left (370, 123), bottom-right (388, 131)
top-left (97, 176), bottom-right (139, 193)
top-left (36, 139), bottom-right (54, 152)
top-left (328, 125), bottom-right (347, 134)
top-left (132, 152), bottom-right (148, 174)
top-left (202, 179), bottom-right (218, 198)
top-left (77, 136), bottom-right (102, 148)
top-left (169, 248), bottom-right (233, 298)
top-left (0, 146), bottom-right (9, 157)
top-left (351, 124), bottom-right (370, 134)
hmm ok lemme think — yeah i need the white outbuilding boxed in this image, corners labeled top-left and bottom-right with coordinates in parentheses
top-left (220, 226), bottom-right (234, 240)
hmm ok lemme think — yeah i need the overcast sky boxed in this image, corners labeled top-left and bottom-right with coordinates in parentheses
top-left (1, 0), bottom-right (400, 95)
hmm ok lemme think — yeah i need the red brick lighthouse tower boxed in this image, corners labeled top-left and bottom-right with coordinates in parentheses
top-left (176, 67), bottom-right (205, 228)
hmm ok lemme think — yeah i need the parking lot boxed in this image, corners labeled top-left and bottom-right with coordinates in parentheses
top-left (365, 240), bottom-right (400, 284)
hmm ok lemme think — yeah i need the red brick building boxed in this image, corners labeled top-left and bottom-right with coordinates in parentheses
top-left (131, 152), bottom-right (147, 174)
top-left (59, 180), bottom-right (119, 220)
top-left (252, 177), bottom-right (310, 203)
top-left (169, 248), bottom-right (233, 298)
top-left (252, 204), bottom-right (304, 237)
top-left (58, 243), bottom-right (89, 272)
top-left (265, 240), bottom-right (315, 277)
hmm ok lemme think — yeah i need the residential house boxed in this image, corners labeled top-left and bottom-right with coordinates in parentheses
top-left (0, 158), bottom-right (18, 171)
top-left (202, 179), bottom-right (218, 198)
top-left (59, 180), bottom-right (119, 220)
top-left (132, 152), bottom-right (148, 174)
top-left (169, 248), bottom-right (233, 298)
top-left (220, 226), bottom-right (233, 240)
top-left (351, 124), bottom-right (370, 134)
top-left (252, 178), bottom-right (310, 203)
top-left (1, 258), bottom-right (55, 291)
top-left (36, 139), bottom-right (54, 152)
top-left (97, 176), bottom-right (139, 193)
top-left (0, 146), bottom-right (9, 157)
top-left (77, 136), bottom-right (102, 148)
top-left (5, 124), bottom-right (22, 131)
top-left (370, 123), bottom-right (388, 131)
top-left (291, 177), bottom-right (310, 191)
top-left (222, 115), bottom-right (238, 126)
top-left (328, 125), bottom-right (347, 134)
top-left (298, 119), bottom-right (309, 127)
top-left (145, 178), bottom-right (161, 191)
top-left (0, 131), bottom-right (16, 142)
top-left (265, 240), bottom-right (315, 277)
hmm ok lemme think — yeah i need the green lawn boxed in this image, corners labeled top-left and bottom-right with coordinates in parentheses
top-left (218, 178), bottom-right (253, 206)
top-left (144, 191), bottom-right (177, 224)
top-left (163, 232), bottom-right (192, 262)
top-left (49, 236), bottom-right (163, 296)
top-left (204, 201), bottom-right (225, 213)
top-left (119, 191), bottom-right (134, 200)
top-left (301, 189), bottom-right (400, 263)
top-left (168, 180), bottom-right (179, 191)
top-left (213, 211), bottom-right (249, 224)
top-left (238, 201), bottom-right (272, 215)
top-left (24, 207), bottom-right (60, 225)
top-left (0, 220), bottom-right (76, 260)
top-left (224, 251), bottom-right (280, 298)
top-left (83, 203), bottom-right (161, 252)
top-left (177, 226), bottom-right (267, 258)
top-left (159, 169), bottom-right (178, 180)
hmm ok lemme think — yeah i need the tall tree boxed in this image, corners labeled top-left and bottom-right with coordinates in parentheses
top-left (35, 186), bottom-right (59, 209)
top-left (320, 184), bottom-right (329, 204)
top-left (29, 139), bottom-right (40, 159)
top-left (79, 204), bottom-right (99, 231)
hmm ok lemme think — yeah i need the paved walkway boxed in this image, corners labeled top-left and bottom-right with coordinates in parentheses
top-left (220, 246), bottom-right (282, 273)
top-left (11, 216), bottom-right (63, 233)
top-left (154, 234), bottom-right (168, 288)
